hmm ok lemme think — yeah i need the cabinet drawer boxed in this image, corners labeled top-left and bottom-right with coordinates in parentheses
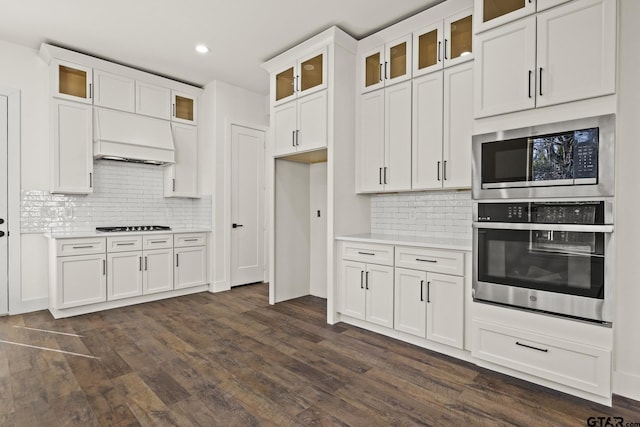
top-left (56, 237), bottom-right (106, 256)
top-left (107, 235), bottom-right (143, 253)
top-left (143, 234), bottom-right (173, 250)
top-left (174, 233), bottom-right (206, 247)
top-left (341, 242), bottom-right (394, 266)
top-left (395, 246), bottom-right (463, 275)
top-left (472, 320), bottom-right (611, 397)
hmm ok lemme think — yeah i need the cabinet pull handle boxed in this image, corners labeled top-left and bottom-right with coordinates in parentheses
top-left (379, 167), bottom-right (382, 185)
top-left (437, 161), bottom-right (441, 181)
top-left (360, 270), bottom-right (364, 289)
top-left (438, 41), bottom-right (442, 62)
top-left (427, 281), bottom-right (431, 303)
top-left (183, 238), bottom-right (199, 242)
top-left (72, 245), bottom-right (93, 249)
top-left (89, 83), bottom-right (92, 99)
top-left (528, 70), bottom-right (532, 98)
top-left (539, 67), bottom-right (543, 96)
top-left (145, 256), bottom-right (148, 271)
top-left (384, 61), bottom-right (388, 80)
top-left (296, 75), bottom-right (300, 92)
top-left (420, 280), bottom-right (424, 302)
top-left (365, 271), bottom-right (369, 290)
top-left (444, 39), bottom-right (448, 60)
top-left (516, 341), bottom-right (548, 353)
top-left (139, 256), bottom-right (142, 271)
top-left (172, 103), bottom-right (176, 117)
top-left (116, 242), bottom-right (135, 246)
top-left (416, 258), bottom-right (437, 263)
top-left (379, 63), bottom-right (383, 82)
top-left (172, 178), bottom-right (176, 192)
top-left (176, 254), bottom-right (179, 267)
top-left (296, 129), bottom-right (300, 146)
top-left (358, 251), bottom-right (375, 256)
top-left (149, 240), bottom-right (166, 244)
top-left (443, 160), bottom-right (447, 181)
top-left (89, 172), bottom-right (93, 188)
top-left (103, 260), bottom-right (106, 275)
top-left (383, 167), bottom-right (387, 184)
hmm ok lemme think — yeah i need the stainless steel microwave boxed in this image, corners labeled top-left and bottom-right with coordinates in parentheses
top-left (472, 115), bottom-right (615, 199)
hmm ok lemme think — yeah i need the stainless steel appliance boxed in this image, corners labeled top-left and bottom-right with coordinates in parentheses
top-left (472, 200), bottom-right (614, 324)
top-left (96, 225), bottom-right (171, 232)
top-left (472, 115), bottom-right (615, 199)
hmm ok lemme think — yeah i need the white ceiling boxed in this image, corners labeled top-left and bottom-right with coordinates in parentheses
top-left (0, 0), bottom-right (443, 94)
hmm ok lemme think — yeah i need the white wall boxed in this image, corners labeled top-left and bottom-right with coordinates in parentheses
top-left (201, 80), bottom-right (268, 292)
top-left (0, 40), bottom-right (50, 313)
top-left (309, 162), bottom-right (328, 298)
top-left (613, 0), bottom-right (640, 401)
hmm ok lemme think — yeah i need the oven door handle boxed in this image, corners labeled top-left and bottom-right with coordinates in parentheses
top-left (472, 222), bottom-right (614, 233)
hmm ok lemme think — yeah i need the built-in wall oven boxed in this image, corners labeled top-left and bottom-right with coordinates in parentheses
top-left (473, 200), bottom-right (614, 324)
top-left (471, 115), bottom-right (615, 325)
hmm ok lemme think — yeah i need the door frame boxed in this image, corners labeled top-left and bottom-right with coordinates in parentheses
top-left (223, 120), bottom-right (268, 291)
top-left (0, 86), bottom-right (21, 315)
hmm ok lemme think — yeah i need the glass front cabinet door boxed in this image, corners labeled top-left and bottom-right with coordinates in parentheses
top-left (171, 91), bottom-right (198, 125)
top-left (272, 48), bottom-right (327, 106)
top-left (361, 35), bottom-right (412, 93)
top-left (54, 60), bottom-right (93, 104)
top-left (475, 0), bottom-right (535, 33)
top-left (444, 9), bottom-right (473, 66)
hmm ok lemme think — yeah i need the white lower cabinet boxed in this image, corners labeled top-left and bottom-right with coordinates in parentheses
top-left (341, 260), bottom-right (394, 328)
top-left (394, 268), bottom-right (427, 337)
top-left (143, 248), bottom-right (174, 294)
top-left (175, 246), bottom-right (207, 289)
top-left (57, 253), bottom-right (107, 309)
top-left (107, 251), bottom-right (143, 301)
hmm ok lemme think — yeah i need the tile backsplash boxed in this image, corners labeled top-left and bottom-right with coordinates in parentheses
top-left (21, 161), bottom-right (212, 233)
top-left (370, 190), bottom-right (472, 240)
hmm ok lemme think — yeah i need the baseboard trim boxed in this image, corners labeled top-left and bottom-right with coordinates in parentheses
top-left (210, 280), bottom-right (230, 293)
top-left (613, 370), bottom-right (640, 402)
top-left (9, 297), bottom-right (48, 315)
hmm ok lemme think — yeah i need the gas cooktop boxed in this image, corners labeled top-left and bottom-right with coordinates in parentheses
top-left (96, 225), bottom-right (171, 233)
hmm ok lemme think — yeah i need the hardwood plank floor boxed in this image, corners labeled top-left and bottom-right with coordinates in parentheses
top-left (0, 283), bottom-right (638, 426)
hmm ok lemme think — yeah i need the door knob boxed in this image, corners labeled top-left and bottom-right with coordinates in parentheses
top-left (232, 223), bottom-right (244, 229)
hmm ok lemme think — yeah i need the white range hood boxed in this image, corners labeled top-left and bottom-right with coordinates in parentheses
top-left (93, 108), bottom-right (175, 165)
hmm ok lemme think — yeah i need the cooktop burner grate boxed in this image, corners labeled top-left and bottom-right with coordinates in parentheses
top-left (96, 225), bottom-right (171, 232)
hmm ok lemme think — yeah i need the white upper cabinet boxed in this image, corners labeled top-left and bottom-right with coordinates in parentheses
top-left (93, 70), bottom-right (135, 112)
top-left (361, 35), bottom-right (412, 93)
top-left (272, 48), bottom-right (327, 107)
top-left (474, 0), bottom-right (571, 33)
top-left (136, 81), bottom-right (172, 119)
top-left (53, 60), bottom-right (93, 104)
top-left (413, 8), bottom-right (473, 78)
top-left (273, 89), bottom-right (327, 157)
top-left (165, 123), bottom-right (198, 198)
top-left (171, 91), bottom-right (198, 125)
top-left (475, 0), bottom-right (615, 118)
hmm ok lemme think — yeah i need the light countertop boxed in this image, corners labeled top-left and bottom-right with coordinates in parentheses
top-left (46, 228), bottom-right (212, 239)
top-left (336, 233), bottom-right (472, 252)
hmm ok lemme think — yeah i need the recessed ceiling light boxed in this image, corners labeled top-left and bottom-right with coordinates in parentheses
top-left (195, 44), bottom-right (210, 54)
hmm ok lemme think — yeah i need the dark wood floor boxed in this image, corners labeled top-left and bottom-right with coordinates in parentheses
top-left (0, 283), bottom-right (638, 426)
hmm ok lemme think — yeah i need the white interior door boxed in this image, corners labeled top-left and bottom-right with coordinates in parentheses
top-left (0, 95), bottom-right (8, 315)
top-left (231, 125), bottom-right (265, 287)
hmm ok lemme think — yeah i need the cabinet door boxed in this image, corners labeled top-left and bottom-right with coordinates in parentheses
top-left (384, 81), bottom-right (412, 192)
top-left (474, 16), bottom-right (536, 118)
top-left (273, 101), bottom-right (297, 157)
top-left (361, 47), bottom-right (385, 93)
top-left (536, 0), bottom-right (616, 108)
top-left (143, 248), bottom-right (174, 294)
top-left (273, 65), bottom-right (296, 105)
top-left (475, 0), bottom-right (535, 33)
top-left (171, 91), bottom-right (197, 125)
top-left (426, 272), bottom-right (464, 349)
top-left (93, 70), bottom-right (135, 112)
top-left (413, 21), bottom-right (444, 77)
top-left (444, 9), bottom-right (474, 67)
top-left (57, 254), bottom-right (106, 308)
top-left (384, 35), bottom-right (412, 87)
top-left (165, 124), bottom-right (198, 197)
top-left (175, 246), bottom-right (207, 289)
top-left (394, 268), bottom-right (427, 337)
top-left (53, 60), bottom-right (93, 104)
top-left (298, 48), bottom-right (327, 98)
top-left (51, 99), bottom-right (93, 194)
top-left (107, 251), bottom-right (143, 301)
top-left (365, 264), bottom-right (394, 328)
top-left (136, 81), bottom-right (171, 119)
top-left (357, 90), bottom-right (385, 192)
top-left (297, 90), bottom-right (327, 152)
top-left (412, 72), bottom-right (443, 191)
top-left (443, 62), bottom-right (473, 189)
top-left (340, 260), bottom-right (366, 320)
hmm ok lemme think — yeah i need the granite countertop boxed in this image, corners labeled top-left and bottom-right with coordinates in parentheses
top-left (46, 228), bottom-right (212, 239)
top-left (336, 233), bottom-right (472, 252)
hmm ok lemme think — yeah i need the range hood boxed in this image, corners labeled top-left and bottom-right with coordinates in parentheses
top-left (93, 108), bottom-right (175, 165)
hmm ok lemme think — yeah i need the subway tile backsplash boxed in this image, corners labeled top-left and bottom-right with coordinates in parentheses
top-left (21, 161), bottom-right (212, 233)
top-left (370, 190), bottom-right (472, 240)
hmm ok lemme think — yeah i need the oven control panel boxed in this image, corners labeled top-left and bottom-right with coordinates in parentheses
top-left (477, 203), bottom-right (529, 223)
top-left (477, 201), bottom-right (605, 224)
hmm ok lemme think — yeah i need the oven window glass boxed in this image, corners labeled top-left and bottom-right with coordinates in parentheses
top-left (481, 137), bottom-right (528, 184)
top-left (477, 228), bottom-right (605, 298)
